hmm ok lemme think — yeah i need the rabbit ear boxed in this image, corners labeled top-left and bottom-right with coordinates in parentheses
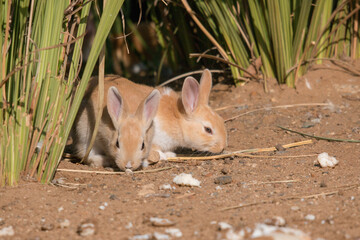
top-left (107, 86), bottom-right (125, 126)
top-left (199, 69), bottom-right (212, 104)
top-left (182, 77), bottom-right (200, 114)
top-left (137, 89), bottom-right (160, 129)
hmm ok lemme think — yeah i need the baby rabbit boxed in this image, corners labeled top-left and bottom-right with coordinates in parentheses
top-left (150, 69), bottom-right (227, 161)
top-left (71, 76), bottom-right (160, 171)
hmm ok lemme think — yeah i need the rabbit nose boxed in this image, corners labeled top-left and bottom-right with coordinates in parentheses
top-left (125, 161), bottom-right (132, 169)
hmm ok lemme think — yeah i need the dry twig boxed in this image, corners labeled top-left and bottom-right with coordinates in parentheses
top-left (159, 69), bottom-right (225, 87)
top-left (278, 126), bottom-right (360, 143)
top-left (225, 103), bottom-right (330, 122)
top-left (56, 166), bottom-right (173, 175)
top-left (167, 140), bottom-right (313, 162)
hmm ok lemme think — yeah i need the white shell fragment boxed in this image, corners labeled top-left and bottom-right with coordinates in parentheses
top-left (150, 217), bottom-right (176, 227)
top-left (173, 173), bottom-right (200, 187)
top-left (317, 152), bottom-right (339, 168)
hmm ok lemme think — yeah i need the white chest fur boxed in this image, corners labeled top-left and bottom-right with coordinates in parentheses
top-left (152, 117), bottom-right (178, 152)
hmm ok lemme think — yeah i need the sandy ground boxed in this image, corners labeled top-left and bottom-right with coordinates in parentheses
top-left (1, 60), bottom-right (360, 240)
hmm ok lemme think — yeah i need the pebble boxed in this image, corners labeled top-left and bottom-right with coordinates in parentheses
top-left (305, 214), bottom-right (316, 221)
top-left (51, 177), bottom-right (66, 184)
top-left (58, 219), bottom-right (70, 228)
top-left (264, 216), bottom-right (286, 227)
top-left (153, 232), bottom-right (170, 240)
top-left (128, 234), bottom-right (152, 240)
top-left (99, 202), bottom-right (108, 210)
top-left (58, 206), bottom-right (64, 212)
top-left (275, 144), bottom-right (286, 151)
top-left (291, 206), bottom-right (300, 211)
top-left (77, 222), bottom-right (96, 236)
top-left (223, 159), bottom-right (232, 164)
top-left (214, 176), bottom-right (232, 185)
top-left (41, 223), bottom-right (54, 231)
top-left (125, 222), bottom-right (133, 229)
top-left (0, 226), bottom-right (14, 237)
top-left (109, 194), bottom-right (118, 200)
top-left (218, 222), bottom-right (232, 231)
top-left (165, 228), bottom-right (182, 238)
top-left (159, 184), bottom-right (175, 190)
top-left (150, 217), bottom-right (176, 227)
top-left (221, 167), bottom-right (230, 175)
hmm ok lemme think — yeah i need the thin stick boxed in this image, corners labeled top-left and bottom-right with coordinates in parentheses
top-left (167, 140), bottom-right (313, 161)
top-left (215, 104), bottom-right (247, 111)
top-left (278, 126), bottom-right (360, 143)
top-left (159, 69), bottom-right (225, 87)
top-left (220, 183), bottom-right (359, 211)
top-left (56, 166), bottom-right (173, 175)
top-left (189, 53), bottom-right (258, 80)
top-left (181, 0), bottom-right (229, 61)
top-left (248, 179), bottom-right (300, 185)
top-left (225, 103), bottom-right (330, 122)
top-left (238, 154), bottom-right (317, 159)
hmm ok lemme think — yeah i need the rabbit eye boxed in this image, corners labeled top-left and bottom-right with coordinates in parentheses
top-left (204, 126), bottom-right (213, 135)
top-left (116, 140), bottom-right (120, 148)
top-left (141, 141), bottom-right (145, 150)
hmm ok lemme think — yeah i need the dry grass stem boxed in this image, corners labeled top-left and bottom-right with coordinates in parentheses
top-left (220, 183), bottom-right (359, 211)
top-left (248, 179), bottom-right (300, 185)
top-left (159, 69), bottom-right (225, 87)
top-left (278, 126), bottom-right (360, 143)
top-left (56, 166), bottom-right (173, 175)
top-left (239, 154), bottom-right (317, 159)
top-left (225, 103), bottom-right (330, 122)
top-left (167, 140), bottom-right (313, 161)
top-left (215, 104), bottom-right (247, 111)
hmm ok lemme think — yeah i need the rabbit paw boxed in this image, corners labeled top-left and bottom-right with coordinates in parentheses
top-left (86, 151), bottom-right (112, 168)
top-left (157, 151), bottom-right (176, 161)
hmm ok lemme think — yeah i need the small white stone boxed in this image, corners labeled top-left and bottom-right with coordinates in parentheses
top-left (104, 202), bottom-right (108, 207)
top-left (153, 232), bottom-right (170, 240)
top-left (210, 221), bottom-right (217, 225)
top-left (99, 205), bottom-right (105, 210)
top-left (165, 228), bottom-right (182, 238)
top-left (0, 226), bottom-right (14, 237)
top-left (218, 222), bottom-right (232, 231)
top-left (215, 186), bottom-right (222, 190)
top-left (128, 234), bottom-right (152, 240)
top-left (173, 173), bottom-right (200, 187)
top-left (78, 223), bottom-right (95, 236)
top-left (305, 214), bottom-right (315, 221)
top-left (58, 206), bottom-right (64, 212)
top-left (317, 152), bottom-right (339, 168)
top-left (159, 184), bottom-right (175, 190)
top-left (59, 219), bottom-right (70, 228)
top-left (125, 222), bottom-right (133, 229)
top-left (291, 206), bottom-right (300, 211)
top-left (351, 196), bottom-right (355, 200)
